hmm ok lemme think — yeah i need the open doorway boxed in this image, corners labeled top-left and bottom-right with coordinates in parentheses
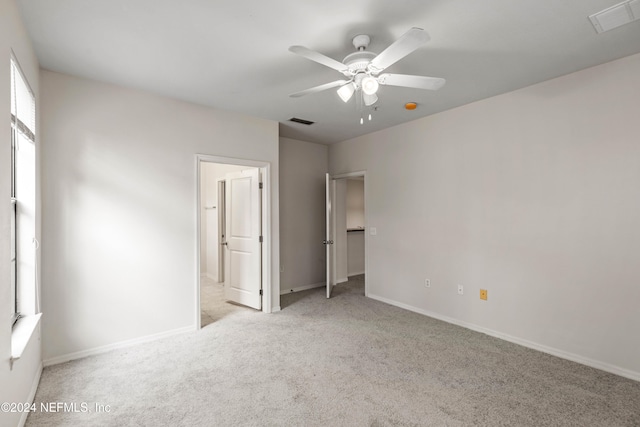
top-left (196, 155), bottom-right (272, 328)
top-left (327, 172), bottom-right (368, 298)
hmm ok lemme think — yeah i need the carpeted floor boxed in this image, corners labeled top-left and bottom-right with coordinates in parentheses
top-left (27, 276), bottom-right (640, 426)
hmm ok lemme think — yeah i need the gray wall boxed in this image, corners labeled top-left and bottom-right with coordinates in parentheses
top-left (347, 179), bottom-right (365, 276)
top-left (279, 137), bottom-right (328, 292)
top-left (346, 179), bottom-right (364, 229)
top-left (41, 70), bottom-right (280, 362)
top-left (334, 179), bottom-right (348, 283)
top-left (329, 53), bottom-right (640, 380)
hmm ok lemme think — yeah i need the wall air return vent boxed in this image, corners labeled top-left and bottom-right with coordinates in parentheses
top-left (289, 117), bottom-right (315, 125)
top-left (589, 0), bottom-right (640, 33)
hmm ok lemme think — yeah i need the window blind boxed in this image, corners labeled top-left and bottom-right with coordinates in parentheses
top-left (10, 59), bottom-right (36, 142)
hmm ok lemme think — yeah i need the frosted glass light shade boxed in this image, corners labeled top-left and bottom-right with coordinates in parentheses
top-left (337, 83), bottom-right (355, 102)
top-left (363, 92), bottom-right (378, 106)
top-left (361, 76), bottom-right (379, 95)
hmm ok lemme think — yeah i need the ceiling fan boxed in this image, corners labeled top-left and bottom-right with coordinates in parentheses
top-left (289, 27), bottom-right (446, 107)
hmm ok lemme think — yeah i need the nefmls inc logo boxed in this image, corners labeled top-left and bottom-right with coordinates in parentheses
top-left (40, 402), bottom-right (90, 413)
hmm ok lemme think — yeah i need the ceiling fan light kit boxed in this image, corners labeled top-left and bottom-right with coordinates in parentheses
top-left (361, 76), bottom-right (379, 95)
top-left (337, 82), bottom-right (356, 102)
top-left (362, 92), bottom-right (378, 107)
top-left (289, 27), bottom-right (445, 123)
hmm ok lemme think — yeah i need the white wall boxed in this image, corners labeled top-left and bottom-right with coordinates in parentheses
top-left (346, 179), bottom-right (365, 276)
top-left (279, 137), bottom-right (327, 292)
top-left (40, 70), bottom-right (280, 362)
top-left (0, 1), bottom-right (42, 426)
top-left (334, 179), bottom-right (348, 283)
top-left (329, 53), bottom-right (640, 380)
top-left (347, 231), bottom-right (365, 277)
top-left (346, 179), bottom-right (364, 229)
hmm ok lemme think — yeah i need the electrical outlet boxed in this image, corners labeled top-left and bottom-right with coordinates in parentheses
top-left (425, 279), bottom-right (431, 288)
top-left (457, 284), bottom-right (464, 295)
top-left (480, 289), bottom-right (487, 300)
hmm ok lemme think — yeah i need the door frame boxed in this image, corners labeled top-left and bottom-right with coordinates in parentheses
top-left (330, 171), bottom-right (368, 297)
top-left (195, 154), bottom-right (273, 329)
top-left (216, 178), bottom-right (226, 284)
top-left (325, 173), bottom-right (334, 298)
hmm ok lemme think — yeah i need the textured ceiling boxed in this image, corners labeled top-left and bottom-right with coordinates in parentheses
top-left (17, 0), bottom-right (640, 144)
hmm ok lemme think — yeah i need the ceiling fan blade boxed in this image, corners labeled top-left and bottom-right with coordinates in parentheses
top-left (289, 46), bottom-right (350, 74)
top-left (290, 80), bottom-right (351, 98)
top-left (362, 92), bottom-right (378, 106)
top-left (368, 27), bottom-right (431, 74)
top-left (378, 73), bottom-right (446, 91)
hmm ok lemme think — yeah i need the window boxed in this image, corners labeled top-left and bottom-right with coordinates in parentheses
top-left (10, 56), bottom-right (36, 327)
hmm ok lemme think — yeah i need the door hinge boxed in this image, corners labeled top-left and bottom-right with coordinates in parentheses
top-left (259, 235), bottom-right (263, 243)
top-left (259, 289), bottom-right (263, 296)
top-left (259, 182), bottom-right (263, 189)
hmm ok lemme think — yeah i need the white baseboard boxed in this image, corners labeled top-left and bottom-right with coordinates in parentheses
top-left (18, 362), bottom-right (43, 427)
top-left (280, 281), bottom-right (324, 295)
top-left (336, 277), bottom-right (348, 284)
top-left (43, 326), bottom-right (194, 367)
top-left (271, 306), bottom-right (281, 312)
top-left (348, 271), bottom-right (364, 277)
top-left (368, 293), bottom-right (640, 383)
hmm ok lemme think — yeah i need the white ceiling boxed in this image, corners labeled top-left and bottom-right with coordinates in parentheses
top-left (17, 0), bottom-right (640, 144)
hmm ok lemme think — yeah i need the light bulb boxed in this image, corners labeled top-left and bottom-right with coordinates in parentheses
top-left (368, 114), bottom-right (372, 121)
top-left (361, 76), bottom-right (379, 95)
top-left (360, 117), bottom-right (363, 125)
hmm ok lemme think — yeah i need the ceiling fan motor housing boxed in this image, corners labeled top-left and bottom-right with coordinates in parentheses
top-left (352, 34), bottom-right (370, 50)
top-left (343, 51), bottom-right (377, 74)
top-left (342, 34), bottom-right (378, 76)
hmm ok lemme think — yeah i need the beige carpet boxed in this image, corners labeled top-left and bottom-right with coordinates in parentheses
top-left (27, 276), bottom-right (640, 426)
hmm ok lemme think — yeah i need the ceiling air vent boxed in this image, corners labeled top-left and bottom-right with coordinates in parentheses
top-left (589, 0), bottom-right (640, 33)
top-left (289, 117), bottom-right (315, 125)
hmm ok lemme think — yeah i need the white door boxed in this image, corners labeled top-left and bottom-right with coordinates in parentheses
top-left (224, 168), bottom-right (262, 309)
top-left (325, 173), bottom-right (334, 298)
